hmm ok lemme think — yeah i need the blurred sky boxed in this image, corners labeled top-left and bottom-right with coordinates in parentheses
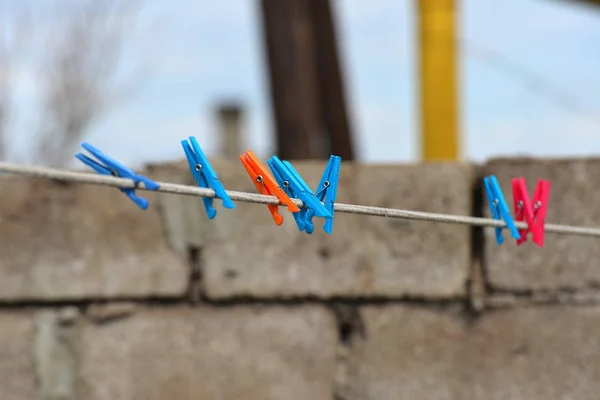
top-left (2, 0), bottom-right (600, 166)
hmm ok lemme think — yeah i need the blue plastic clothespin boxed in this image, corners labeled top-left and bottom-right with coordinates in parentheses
top-left (268, 161), bottom-right (309, 232)
top-left (267, 156), bottom-right (332, 234)
top-left (306, 155), bottom-right (341, 234)
top-left (75, 142), bottom-right (160, 210)
top-left (483, 175), bottom-right (520, 245)
top-left (181, 136), bottom-right (235, 219)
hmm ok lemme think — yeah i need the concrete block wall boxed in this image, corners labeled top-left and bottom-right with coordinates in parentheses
top-left (0, 157), bottom-right (599, 399)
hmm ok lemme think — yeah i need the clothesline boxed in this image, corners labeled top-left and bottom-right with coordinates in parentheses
top-left (0, 160), bottom-right (599, 238)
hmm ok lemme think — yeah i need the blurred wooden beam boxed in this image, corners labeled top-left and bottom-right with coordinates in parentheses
top-left (559, 0), bottom-right (600, 9)
top-left (417, 0), bottom-right (460, 161)
top-left (260, 0), bottom-right (354, 160)
top-left (311, 0), bottom-right (354, 161)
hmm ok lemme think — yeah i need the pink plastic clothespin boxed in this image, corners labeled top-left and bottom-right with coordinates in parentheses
top-left (511, 177), bottom-right (550, 247)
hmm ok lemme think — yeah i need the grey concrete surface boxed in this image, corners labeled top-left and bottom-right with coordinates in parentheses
top-left (78, 305), bottom-right (338, 400)
top-left (0, 176), bottom-right (188, 300)
top-left (343, 305), bottom-right (600, 400)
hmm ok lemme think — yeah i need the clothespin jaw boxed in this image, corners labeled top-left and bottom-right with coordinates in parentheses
top-left (75, 142), bottom-right (160, 210)
top-left (311, 155), bottom-right (341, 234)
top-left (512, 177), bottom-right (550, 247)
top-left (483, 175), bottom-right (520, 245)
top-left (239, 150), bottom-right (299, 226)
top-left (532, 180), bottom-right (550, 247)
top-left (267, 158), bottom-right (310, 232)
top-left (512, 177), bottom-right (533, 246)
top-left (268, 156), bottom-right (334, 234)
top-left (280, 159), bottom-right (332, 219)
top-left (181, 136), bottom-right (235, 220)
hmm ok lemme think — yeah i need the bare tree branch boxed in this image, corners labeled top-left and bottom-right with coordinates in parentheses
top-left (35, 0), bottom-right (141, 167)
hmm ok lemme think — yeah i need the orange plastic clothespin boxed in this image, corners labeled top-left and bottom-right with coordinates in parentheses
top-left (240, 150), bottom-right (300, 225)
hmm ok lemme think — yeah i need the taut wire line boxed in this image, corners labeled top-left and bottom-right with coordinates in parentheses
top-left (1, 161), bottom-right (599, 238)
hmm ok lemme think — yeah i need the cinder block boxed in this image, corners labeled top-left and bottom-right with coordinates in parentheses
top-left (0, 312), bottom-right (37, 399)
top-left (0, 175), bottom-right (188, 300)
top-left (483, 158), bottom-right (600, 292)
top-left (342, 163), bottom-right (473, 298)
top-left (34, 307), bottom-right (82, 400)
top-left (147, 161), bottom-right (205, 252)
top-left (79, 305), bottom-right (337, 400)
top-left (343, 305), bottom-right (600, 400)
top-left (150, 160), bottom-right (474, 299)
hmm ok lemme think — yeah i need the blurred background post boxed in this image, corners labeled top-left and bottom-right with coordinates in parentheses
top-left (216, 102), bottom-right (244, 159)
top-left (260, 0), bottom-right (355, 160)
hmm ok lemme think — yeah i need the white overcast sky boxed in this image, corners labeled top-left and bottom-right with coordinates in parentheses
top-left (2, 0), bottom-right (600, 166)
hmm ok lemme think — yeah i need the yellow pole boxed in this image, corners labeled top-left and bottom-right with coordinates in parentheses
top-left (417, 0), bottom-right (459, 161)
